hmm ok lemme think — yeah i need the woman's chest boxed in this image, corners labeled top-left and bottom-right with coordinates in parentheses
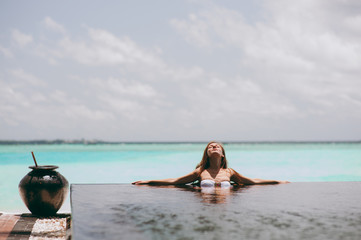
top-left (200, 169), bottom-right (231, 182)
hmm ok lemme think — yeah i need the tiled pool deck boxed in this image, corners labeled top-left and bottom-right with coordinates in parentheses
top-left (0, 213), bottom-right (71, 240)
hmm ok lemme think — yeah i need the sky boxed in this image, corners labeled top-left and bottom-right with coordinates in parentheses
top-left (0, 0), bottom-right (360, 142)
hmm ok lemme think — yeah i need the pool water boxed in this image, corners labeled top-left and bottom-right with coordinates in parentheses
top-left (1, 142), bottom-right (360, 213)
top-left (71, 183), bottom-right (361, 240)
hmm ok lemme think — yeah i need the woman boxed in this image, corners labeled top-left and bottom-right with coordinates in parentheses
top-left (132, 141), bottom-right (289, 187)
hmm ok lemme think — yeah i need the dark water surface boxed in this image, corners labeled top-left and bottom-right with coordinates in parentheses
top-left (71, 183), bottom-right (361, 240)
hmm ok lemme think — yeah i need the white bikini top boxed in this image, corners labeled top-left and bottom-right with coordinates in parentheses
top-left (200, 179), bottom-right (231, 188)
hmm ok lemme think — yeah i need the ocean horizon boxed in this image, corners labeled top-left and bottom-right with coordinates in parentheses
top-left (1, 141), bottom-right (360, 213)
top-left (1, 139), bottom-right (360, 144)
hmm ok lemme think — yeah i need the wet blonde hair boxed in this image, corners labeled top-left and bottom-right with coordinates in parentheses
top-left (196, 141), bottom-right (228, 172)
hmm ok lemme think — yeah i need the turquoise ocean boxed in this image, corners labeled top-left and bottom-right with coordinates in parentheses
top-left (1, 142), bottom-right (360, 213)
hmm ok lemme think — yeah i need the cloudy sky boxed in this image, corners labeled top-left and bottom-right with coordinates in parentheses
top-left (0, 0), bottom-right (360, 142)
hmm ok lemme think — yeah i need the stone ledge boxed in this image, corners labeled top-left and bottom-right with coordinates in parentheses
top-left (0, 213), bottom-right (71, 240)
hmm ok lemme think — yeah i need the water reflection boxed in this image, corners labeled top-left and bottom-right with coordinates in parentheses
top-left (198, 187), bottom-right (232, 204)
top-left (134, 184), bottom-right (246, 204)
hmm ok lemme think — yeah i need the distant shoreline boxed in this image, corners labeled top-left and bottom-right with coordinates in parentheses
top-left (0, 140), bottom-right (360, 145)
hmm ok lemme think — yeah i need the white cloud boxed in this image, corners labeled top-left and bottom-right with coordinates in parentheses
top-left (11, 29), bottom-right (33, 47)
top-left (170, 6), bottom-right (251, 48)
top-left (0, 72), bottom-right (117, 132)
top-left (43, 17), bottom-right (66, 34)
top-left (344, 15), bottom-right (361, 34)
top-left (82, 76), bottom-right (162, 121)
top-left (93, 77), bottom-right (157, 98)
top-left (41, 27), bottom-right (207, 83)
top-left (98, 95), bottom-right (142, 116)
top-left (0, 45), bottom-right (13, 58)
top-left (170, 1), bottom-right (361, 119)
top-left (170, 14), bottom-right (212, 47)
top-left (50, 90), bottom-right (69, 104)
top-left (64, 104), bottom-right (114, 121)
top-left (9, 68), bottom-right (46, 86)
top-left (56, 28), bottom-right (164, 70)
top-left (1, 1), bottom-right (360, 141)
top-left (170, 1), bottom-right (361, 73)
top-left (34, 44), bottom-right (64, 65)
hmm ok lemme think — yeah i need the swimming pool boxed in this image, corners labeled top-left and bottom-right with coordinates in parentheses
top-left (1, 142), bottom-right (360, 213)
top-left (71, 182), bottom-right (361, 240)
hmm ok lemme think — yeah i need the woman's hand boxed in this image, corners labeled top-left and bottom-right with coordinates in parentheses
top-left (277, 180), bottom-right (290, 184)
top-left (132, 180), bottom-right (150, 185)
top-left (132, 169), bottom-right (200, 186)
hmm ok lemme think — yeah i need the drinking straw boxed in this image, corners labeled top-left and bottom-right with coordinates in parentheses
top-left (31, 151), bottom-right (38, 167)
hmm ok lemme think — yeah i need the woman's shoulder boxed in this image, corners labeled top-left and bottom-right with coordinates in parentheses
top-left (194, 167), bottom-right (202, 175)
top-left (226, 168), bottom-right (238, 175)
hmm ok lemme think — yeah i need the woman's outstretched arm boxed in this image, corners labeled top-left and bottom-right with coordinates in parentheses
top-left (132, 168), bottom-right (200, 185)
top-left (230, 168), bottom-right (289, 185)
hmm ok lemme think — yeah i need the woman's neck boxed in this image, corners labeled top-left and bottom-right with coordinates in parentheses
top-left (208, 156), bottom-right (222, 170)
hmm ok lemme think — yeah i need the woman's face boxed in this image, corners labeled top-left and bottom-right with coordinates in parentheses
top-left (207, 142), bottom-right (224, 158)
